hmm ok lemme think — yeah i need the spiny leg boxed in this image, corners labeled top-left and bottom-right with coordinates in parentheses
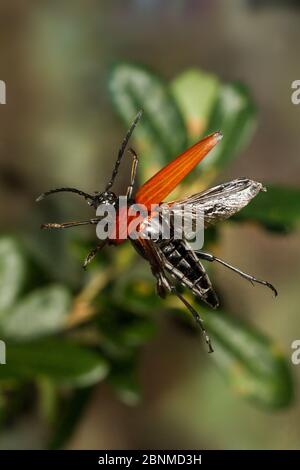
top-left (83, 240), bottom-right (107, 270)
top-left (170, 285), bottom-right (214, 353)
top-left (153, 270), bottom-right (171, 299)
top-left (41, 217), bottom-right (101, 230)
top-left (36, 187), bottom-right (93, 203)
top-left (126, 148), bottom-right (139, 199)
top-left (132, 238), bottom-right (214, 350)
top-left (198, 251), bottom-right (278, 297)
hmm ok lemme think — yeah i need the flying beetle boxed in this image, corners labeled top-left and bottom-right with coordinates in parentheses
top-left (37, 110), bottom-right (277, 352)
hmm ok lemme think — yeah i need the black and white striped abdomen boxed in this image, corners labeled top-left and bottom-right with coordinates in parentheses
top-left (156, 238), bottom-right (219, 309)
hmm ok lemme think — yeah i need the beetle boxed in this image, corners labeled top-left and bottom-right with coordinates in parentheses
top-left (37, 110), bottom-right (277, 352)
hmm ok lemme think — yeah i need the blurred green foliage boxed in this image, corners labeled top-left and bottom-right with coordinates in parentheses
top-left (108, 62), bottom-right (187, 181)
top-left (0, 62), bottom-right (300, 448)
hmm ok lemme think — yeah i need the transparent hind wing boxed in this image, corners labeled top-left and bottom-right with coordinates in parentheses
top-left (165, 178), bottom-right (265, 228)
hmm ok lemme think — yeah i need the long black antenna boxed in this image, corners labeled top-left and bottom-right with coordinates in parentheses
top-left (106, 109), bottom-right (143, 191)
top-left (36, 187), bottom-right (93, 202)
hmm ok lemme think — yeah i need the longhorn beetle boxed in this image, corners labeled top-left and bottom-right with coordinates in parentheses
top-left (37, 110), bottom-right (277, 352)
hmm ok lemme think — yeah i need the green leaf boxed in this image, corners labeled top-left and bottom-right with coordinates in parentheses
top-left (0, 339), bottom-right (109, 387)
top-left (0, 237), bottom-right (27, 316)
top-left (28, 203), bottom-right (82, 287)
top-left (204, 310), bottom-right (293, 409)
top-left (48, 387), bottom-right (94, 449)
top-left (112, 270), bottom-right (161, 316)
top-left (109, 360), bottom-right (141, 406)
top-left (108, 62), bottom-right (187, 181)
top-left (171, 68), bottom-right (220, 144)
top-left (0, 285), bottom-right (72, 340)
top-left (37, 377), bottom-right (59, 425)
top-left (97, 305), bottom-right (156, 359)
top-left (0, 383), bottom-right (33, 427)
top-left (201, 82), bottom-right (257, 174)
top-left (233, 185), bottom-right (300, 232)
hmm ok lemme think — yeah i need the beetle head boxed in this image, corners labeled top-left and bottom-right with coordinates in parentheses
top-left (88, 190), bottom-right (118, 209)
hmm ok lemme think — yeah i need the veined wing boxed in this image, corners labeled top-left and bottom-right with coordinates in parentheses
top-left (165, 178), bottom-right (265, 228)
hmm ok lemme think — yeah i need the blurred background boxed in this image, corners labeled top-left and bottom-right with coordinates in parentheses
top-left (0, 0), bottom-right (300, 450)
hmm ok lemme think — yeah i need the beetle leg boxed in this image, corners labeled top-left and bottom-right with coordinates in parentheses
top-left (41, 217), bottom-right (101, 230)
top-left (83, 240), bottom-right (107, 270)
top-left (169, 285), bottom-right (213, 353)
top-left (126, 148), bottom-right (139, 199)
top-left (155, 272), bottom-right (171, 299)
top-left (197, 251), bottom-right (277, 297)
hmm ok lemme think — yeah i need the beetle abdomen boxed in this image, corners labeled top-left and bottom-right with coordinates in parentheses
top-left (156, 238), bottom-right (219, 309)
